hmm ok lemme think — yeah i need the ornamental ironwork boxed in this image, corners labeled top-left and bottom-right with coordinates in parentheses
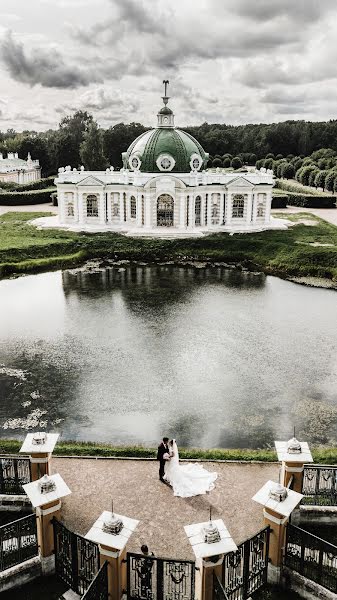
top-left (0, 456), bottom-right (31, 495)
top-left (213, 573), bottom-right (229, 600)
top-left (127, 552), bottom-right (195, 600)
top-left (82, 561), bottom-right (109, 600)
top-left (222, 526), bottom-right (270, 599)
top-left (0, 514), bottom-right (38, 572)
top-left (53, 518), bottom-right (100, 596)
top-left (284, 523), bottom-right (337, 594)
top-left (302, 465), bottom-right (337, 506)
top-left (157, 194), bottom-right (174, 227)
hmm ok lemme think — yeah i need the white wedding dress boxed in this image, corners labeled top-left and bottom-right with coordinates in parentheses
top-left (164, 440), bottom-right (217, 498)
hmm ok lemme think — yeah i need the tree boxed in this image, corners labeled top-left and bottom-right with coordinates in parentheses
top-left (325, 169), bottom-right (337, 192)
top-left (58, 110), bottom-right (93, 168)
top-left (263, 158), bottom-right (274, 169)
top-left (308, 168), bottom-right (319, 187)
top-left (282, 163), bottom-right (295, 179)
top-left (314, 170), bottom-right (328, 190)
top-left (275, 153), bottom-right (283, 160)
top-left (231, 156), bottom-right (242, 169)
top-left (265, 153), bottom-right (275, 159)
top-left (80, 122), bottom-right (108, 170)
top-left (223, 157), bottom-right (231, 168)
top-left (212, 157), bottom-right (222, 167)
top-left (297, 165), bottom-right (317, 186)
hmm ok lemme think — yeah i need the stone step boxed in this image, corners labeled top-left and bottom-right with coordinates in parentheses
top-left (60, 589), bottom-right (81, 600)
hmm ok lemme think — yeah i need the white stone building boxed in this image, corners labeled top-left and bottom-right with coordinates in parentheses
top-left (55, 88), bottom-right (278, 237)
top-left (0, 152), bottom-right (41, 184)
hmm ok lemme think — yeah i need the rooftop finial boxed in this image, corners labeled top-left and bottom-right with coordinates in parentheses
top-left (162, 79), bottom-right (169, 105)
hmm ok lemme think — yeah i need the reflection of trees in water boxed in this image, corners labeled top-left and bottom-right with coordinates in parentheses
top-left (62, 265), bottom-right (266, 311)
top-left (165, 413), bottom-right (204, 448)
top-left (0, 347), bottom-right (81, 437)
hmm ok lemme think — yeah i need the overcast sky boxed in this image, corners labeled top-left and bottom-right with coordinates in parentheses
top-left (1, 0), bottom-right (337, 131)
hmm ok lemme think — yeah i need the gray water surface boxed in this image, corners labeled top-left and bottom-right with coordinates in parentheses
top-left (0, 265), bottom-right (336, 448)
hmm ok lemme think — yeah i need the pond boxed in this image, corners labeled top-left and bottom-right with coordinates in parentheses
top-left (0, 264), bottom-right (336, 448)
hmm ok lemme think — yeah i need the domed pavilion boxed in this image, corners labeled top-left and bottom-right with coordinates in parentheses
top-left (55, 82), bottom-right (276, 236)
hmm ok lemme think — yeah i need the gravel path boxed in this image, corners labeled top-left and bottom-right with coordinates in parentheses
top-left (52, 458), bottom-right (278, 559)
top-left (0, 203), bottom-right (57, 216)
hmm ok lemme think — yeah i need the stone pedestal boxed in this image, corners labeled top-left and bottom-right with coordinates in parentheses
top-left (252, 480), bottom-right (303, 583)
top-left (86, 511), bottom-right (139, 600)
top-left (20, 433), bottom-right (59, 481)
top-left (184, 519), bottom-right (237, 600)
top-left (23, 474), bottom-right (71, 574)
top-left (275, 438), bottom-right (313, 493)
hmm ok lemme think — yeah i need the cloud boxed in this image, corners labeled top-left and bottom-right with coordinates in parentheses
top-left (0, 31), bottom-right (101, 89)
top-left (225, 0), bottom-right (335, 23)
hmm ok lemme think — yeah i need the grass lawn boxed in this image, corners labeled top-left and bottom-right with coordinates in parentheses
top-left (0, 211), bottom-right (336, 281)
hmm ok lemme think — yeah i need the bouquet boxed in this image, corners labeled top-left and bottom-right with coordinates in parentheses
top-left (163, 453), bottom-right (170, 461)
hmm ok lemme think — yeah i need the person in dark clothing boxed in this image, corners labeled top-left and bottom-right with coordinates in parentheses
top-left (157, 437), bottom-right (170, 482)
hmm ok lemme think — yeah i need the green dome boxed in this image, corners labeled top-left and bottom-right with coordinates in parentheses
top-left (122, 127), bottom-right (209, 173)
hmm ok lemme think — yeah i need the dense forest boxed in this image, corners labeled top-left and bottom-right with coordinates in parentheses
top-left (2, 111), bottom-right (337, 176)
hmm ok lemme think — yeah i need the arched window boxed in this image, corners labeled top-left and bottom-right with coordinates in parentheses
top-left (130, 196), bottom-right (137, 219)
top-left (195, 196), bottom-right (201, 226)
top-left (112, 193), bottom-right (119, 217)
top-left (211, 193), bottom-right (220, 225)
top-left (67, 202), bottom-right (74, 217)
top-left (232, 194), bottom-right (245, 218)
top-left (257, 194), bottom-right (266, 218)
top-left (86, 194), bottom-right (98, 217)
top-left (157, 194), bottom-right (174, 227)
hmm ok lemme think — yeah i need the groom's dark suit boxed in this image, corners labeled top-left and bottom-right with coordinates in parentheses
top-left (157, 442), bottom-right (169, 481)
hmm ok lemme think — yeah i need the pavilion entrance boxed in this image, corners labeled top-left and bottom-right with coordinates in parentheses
top-left (157, 194), bottom-right (174, 227)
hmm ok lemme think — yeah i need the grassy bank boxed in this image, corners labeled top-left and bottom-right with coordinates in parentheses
top-left (0, 212), bottom-right (336, 281)
top-left (1, 439), bottom-right (337, 463)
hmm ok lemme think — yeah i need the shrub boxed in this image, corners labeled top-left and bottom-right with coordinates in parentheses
top-left (325, 170), bottom-right (337, 192)
top-left (308, 168), bottom-right (319, 187)
top-left (0, 188), bottom-right (55, 206)
top-left (292, 157), bottom-right (303, 172)
top-left (314, 170), bottom-right (328, 190)
top-left (265, 153), bottom-right (275, 159)
top-left (231, 156), bottom-right (242, 169)
top-left (263, 158), bottom-right (274, 170)
top-left (223, 157), bottom-right (231, 168)
top-left (282, 163), bottom-right (295, 179)
top-left (275, 153), bottom-right (283, 160)
top-left (297, 165), bottom-right (319, 186)
top-left (212, 158), bottom-right (222, 168)
top-left (286, 154), bottom-right (294, 160)
top-left (302, 157), bottom-right (315, 166)
top-left (271, 194), bottom-right (288, 208)
top-left (286, 193), bottom-right (336, 208)
top-left (256, 159), bottom-right (264, 170)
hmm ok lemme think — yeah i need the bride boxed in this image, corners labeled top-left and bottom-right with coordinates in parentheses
top-left (164, 439), bottom-right (217, 498)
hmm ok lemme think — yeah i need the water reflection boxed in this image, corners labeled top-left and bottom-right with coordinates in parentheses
top-left (0, 265), bottom-right (336, 448)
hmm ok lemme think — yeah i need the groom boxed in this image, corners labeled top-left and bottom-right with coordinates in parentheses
top-left (157, 437), bottom-right (170, 483)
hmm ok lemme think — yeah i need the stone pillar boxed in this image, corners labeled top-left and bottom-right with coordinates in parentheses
top-left (23, 473), bottom-right (71, 574)
top-left (265, 192), bottom-right (272, 223)
top-left (206, 194), bottom-right (212, 229)
top-left (252, 480), bottom-right (303, 583)
top-left (119, 193), bottom-right (124, 224)
top-left (59, 191), bottom-right (66, 224)
top-left (106, 192), bottom-right (112, 224)
top-left (145, 193), bottom-right (152, 228)
top-left (136, 194), bottom-right (142, 227)
top-left (189, 195), bottom-right (194, 228)
top-left (74, 189), bottom-right (79, 223)
top-left (226, 194), bottom-right (232, 225)
top-left (99, 192), bottom-right (106, 224)
top-left (275, 437), bottom-right (313, 493)
top-left (86, 510), bottom-right (139, 600)
top-left (246, 193), bottom-right (253, 224)
top-left (219, 193), bottom-right (225, 226)
top-left (20, 433), bottom-right (59, 482)
top-left (252, 194), bottom-right (258, 223)
top-left (78, 192), bottom-right (84, 223)
top-left (179, 193), bottom-right (186, 228)
top-left (185, 519), bottom-right (237, 600)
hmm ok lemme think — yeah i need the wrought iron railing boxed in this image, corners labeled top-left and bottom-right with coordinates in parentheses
top-left (302, 465), bottom-right (337, 506)
top-left (0, 456), bottom-right (31, 495)
top-left (285, 523), bottom-right (337, 594)
top-left (213, 573), bottom-right (229, 600)
top-left (127, 552), bottom-right (195, 600)
top-left (222, 525), bottom-right (270, 600)
top-left (0, 514), bottom-right (38, 572)
top-left (82, 561), bottom-right (108, 600)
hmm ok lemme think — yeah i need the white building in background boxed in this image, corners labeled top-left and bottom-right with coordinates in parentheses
top-left (0, 152), bottom-right (41, 184)
top-left (54, 85), bottom-right (279, 237)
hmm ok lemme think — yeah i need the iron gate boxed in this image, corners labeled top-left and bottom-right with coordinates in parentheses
top-left (127, 552), bottom-right (195, 600)
top-left (53, 519), bottom-right (100, 595)
top-left (222, 526), bottom-right (270, 600)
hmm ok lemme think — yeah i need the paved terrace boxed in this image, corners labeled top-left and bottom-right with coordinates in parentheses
top-left (52, 458), bottom-right (278, 560)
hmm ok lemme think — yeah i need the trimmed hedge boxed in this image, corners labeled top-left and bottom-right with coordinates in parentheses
top-left (0, 188), bottom-right (55, 206)
top-left (271, 195), bottom-right (288, 208)
top-left (0, 176), bottom-right (56, 192)
top-left (286, 193), bottom-right (336, 208)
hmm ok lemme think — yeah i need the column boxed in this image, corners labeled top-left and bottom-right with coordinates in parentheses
top-left (126, 193), bottom-right (131, 222)
top-left (252, 194), bottom-right (258, 223)
top-left (275, 437), bottom-right (313, 493)
top-left (265, 192), bottom-right (272, 223)
top-left (74, 189), bottom-right (79, 223)
top-left (86, 510), bottom-right (139, 600)
top-left (145, 193), bottom-right (152, 228)
top-left (200, 195), bottom-right (205, 227)
top-left (252, 480), bottom-right (303, 583)
top-left (207, 194), bottom-right (212, 228)
top-left (246, 193), bottom-right (253, 225)
top-left (185, 518), bottom-right (237, 600)
top-left (136, 194), bottom-right (142, 227)
top-left (20, 433), bottom-right (59, 481)
top-left (59, 191), bottom-right (66, 224)
top-left (107, 192), bottom-right (112, 223)
top-left (78, 192), bottom-right (84, 223)
top-left (179, 194), bottom-right (186, 229)
top-left (23, 473), bottom-right (71, 574)
top-left (219, 193), bottom-right (225, 226)
top-left (226, 194), bottom-right (232, 225)
top-left (188, 194), bottom-right (194, 228)
top-left (99, 192), bottom-right (105, 224)
top-left (119, 193), bottom-right (124, 224)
